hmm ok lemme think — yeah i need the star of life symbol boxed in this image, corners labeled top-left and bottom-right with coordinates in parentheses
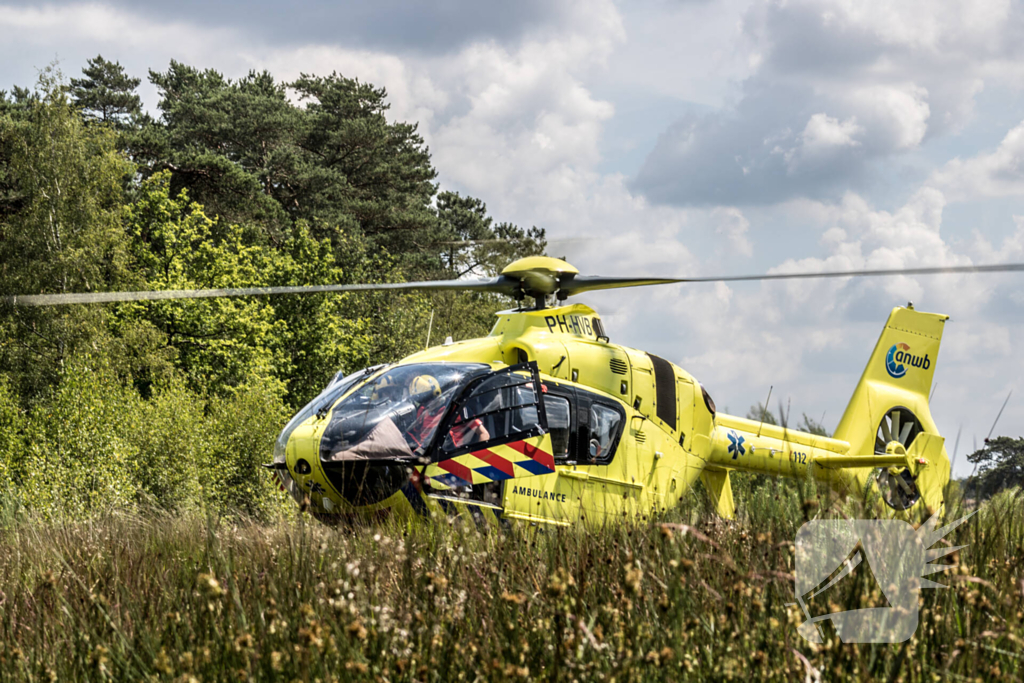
top-left (792, 512), bottom-right (973, 643)
top-left (727, 431), bottom-right (746, 459)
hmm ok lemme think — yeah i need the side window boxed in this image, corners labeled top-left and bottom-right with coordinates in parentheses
top-left (545, 396), bottom-right (572, 461)
top-left (442, 371), bottom-right (542, 455)
top-left (586, 403), bottom-right (623, 464)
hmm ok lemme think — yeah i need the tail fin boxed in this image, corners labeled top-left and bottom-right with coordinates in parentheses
top-left (833, 306), bottom-right (951, 515)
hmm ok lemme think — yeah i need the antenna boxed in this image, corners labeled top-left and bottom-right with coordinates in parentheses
top-left (757, 386), bottom-right (773, 438)
top-left (425, 310), bottom-right (434, 350)
top-left (985, 390), bottom-right (1012, 441)
top-left (949, 425), bottom-right (962, 474)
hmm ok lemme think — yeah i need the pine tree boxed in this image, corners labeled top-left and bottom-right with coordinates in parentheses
top-left (70, 55), bottom-right (142, 127)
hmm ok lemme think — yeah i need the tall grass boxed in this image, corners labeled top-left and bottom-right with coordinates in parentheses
top-left (0, 486), bottom-right (1020, 682)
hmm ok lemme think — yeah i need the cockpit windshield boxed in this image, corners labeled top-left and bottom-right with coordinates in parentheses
top-left (319, 363), bottom-right (490, 462)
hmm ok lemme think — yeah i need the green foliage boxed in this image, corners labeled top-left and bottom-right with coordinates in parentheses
top-left (15, 357), bottom-right (139, 518)
top-left (123, 172), bottom-right (287, 393)
top-left (435, 190), bottom-right (546, 278)
top-left (966, 436), bottom-right (1024, 500)
top-left (122, 378), bottom-right (208, 510)
top-left (420, 191), bottom-right (548, 343)
top-left (797, 412), bottom-right (830, 436)
top-left (203, 374), bottom-right (291, 520)
top-left (0, 377), bottom-right (24, 502)
top-left (69, 55), bottom-right (142, 127)
top-left (0, 57), bottom-right (547, 521)
top-left (0, 67), bottom-right (134, 401)
top-left (289, 72), bottom-right (437, 257)
top-left (746, 401), bottom-right (778, 426)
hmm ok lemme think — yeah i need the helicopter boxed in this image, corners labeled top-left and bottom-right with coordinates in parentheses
top-left (10, 255), bottom-right (1024, 525)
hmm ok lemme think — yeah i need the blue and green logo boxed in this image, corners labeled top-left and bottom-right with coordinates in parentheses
top-left (885, 343), bottom-right (930, 379)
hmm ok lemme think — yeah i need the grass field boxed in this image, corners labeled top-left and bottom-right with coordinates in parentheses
top-left (0, 483), bottom-right (1021, 682)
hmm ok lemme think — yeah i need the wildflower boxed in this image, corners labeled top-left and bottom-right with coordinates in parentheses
top-left (546, 568), bottom-right (575, 597)
top-left (234, 633), bottom-right (254, 652)
top-left (88, 645), bottom-right (110, 674)
top-left (501, 592), bottom-right (527, 605)
top-left (39, 570), bottom-right (57, 591)
top-left (299, 624), bottom-right (324, 650)
top-left (346, 661), bottom-right (369, 674)
top-left (154, 648), bottom-right (173, 675)
top-left (270, 651), bottom-right (283, 672)
top-left (625, 567), bottom-right (643, 594)
top-left (347, 619), bottom-right (368, 641)
top-left (197, 573), bottom-right (225, 598)
top-left (424, 572), bottom-right (448, 592)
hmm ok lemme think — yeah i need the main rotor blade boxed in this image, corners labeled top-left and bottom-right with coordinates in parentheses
top-left (4, 277), bottom-right (515, 307)
top-left (560, 262), bottom-right (1024, 296)
top-left (7, 261), bottom-right (1024, 306)
top-left (558, 276), bottom-right (685, 295)
top-left (679, 262), bottom-right (1024, 284)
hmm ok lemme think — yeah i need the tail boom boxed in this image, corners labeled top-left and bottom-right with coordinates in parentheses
top-left (702, 306), bottom-right (952, 518)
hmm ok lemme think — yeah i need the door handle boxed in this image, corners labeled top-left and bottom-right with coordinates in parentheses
top-left (557, 469), bottom-right (590, 482)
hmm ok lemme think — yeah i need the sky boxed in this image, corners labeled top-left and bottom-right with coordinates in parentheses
top-left (2, 0), bottom-right (1023, 476)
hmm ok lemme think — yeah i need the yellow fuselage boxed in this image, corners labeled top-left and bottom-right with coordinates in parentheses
top-left (281, 302), bottom-right (949, 525)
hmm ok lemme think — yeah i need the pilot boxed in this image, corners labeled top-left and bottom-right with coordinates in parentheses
top-left (405, 374), bottom-right (489, 451)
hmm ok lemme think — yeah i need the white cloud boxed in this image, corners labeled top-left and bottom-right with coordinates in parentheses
top-left (632, 0), bottom-right (1020, 205)
top-left (930, 119), bottom-right (1024, 200)
top-left (711, 207), bottom-right (753, 256)
top-left (783, 113), bottom-right (864, 171)
top-left (801, 114), bottom-right (864, 152)
top-left (597, 187), bottom-right (1021, 476)
top-left (842, 84), bottom-right (930, 151)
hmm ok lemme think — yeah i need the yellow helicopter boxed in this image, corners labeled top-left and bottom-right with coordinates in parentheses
top-left (11, 256), bottom-right (1024, 525)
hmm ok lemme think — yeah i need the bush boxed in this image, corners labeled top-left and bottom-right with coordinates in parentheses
top-left (16, 356), bottom-right (139, 518)
top-left (124, 376), bottom-right (209, 511)
top-left (0, 377), bottom-right (24, 507)
top-left (0, 354), bottom-right (292, 520)
top-left (202, 373), bottom-right (291, 520)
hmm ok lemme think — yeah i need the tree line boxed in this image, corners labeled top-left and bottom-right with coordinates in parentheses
top-left (0, 57), bottom-right (543, 519)
top-left (1, 57), bottom-right (1017, 520)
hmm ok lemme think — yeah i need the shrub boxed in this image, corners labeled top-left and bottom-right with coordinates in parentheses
top-left (17, 356), bottom-right (139, 518)
top-left (202, 372), bottom-right (290, 520)
top-left (124, 376), bottom-right (209, 511)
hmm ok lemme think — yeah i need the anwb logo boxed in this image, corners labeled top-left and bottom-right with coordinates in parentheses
top-left (792, 513), bottom-right (972, 643)
top-left (885, 342), bottom-right (931, 379)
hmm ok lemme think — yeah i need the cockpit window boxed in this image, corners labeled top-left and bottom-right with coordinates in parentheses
top-left (319, 363), bottom-right (489, 462)
top-left (587, 403), bottom-right (622, 464)
top-left (545, 396), bottom-right (571, 460)
top-left (441, 371), bottom-right (541, 455)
